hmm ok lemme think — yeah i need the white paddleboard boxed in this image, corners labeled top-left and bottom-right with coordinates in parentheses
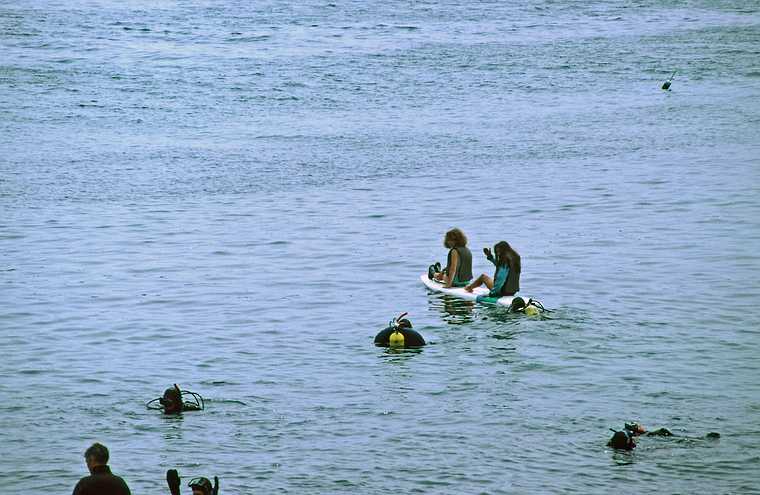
top-left (420, 274), bottom-right (526, 308)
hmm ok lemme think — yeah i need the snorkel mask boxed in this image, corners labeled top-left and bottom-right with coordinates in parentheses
top-left (188, 477), bottom-right (215, 495)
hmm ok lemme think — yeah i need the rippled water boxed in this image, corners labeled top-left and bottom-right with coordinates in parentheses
top-left (2, 1), bottom-right (760, 493)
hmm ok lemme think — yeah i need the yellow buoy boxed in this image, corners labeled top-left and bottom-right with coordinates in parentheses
top-left (389, 330), bottom-right (405, 348)
top-left (524, 305), bottom-right (539, 316)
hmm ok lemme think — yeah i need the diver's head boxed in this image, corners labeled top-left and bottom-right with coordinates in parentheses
top-left (509, 297), bottom-right (526, 313)
top-left (608, 430), bottom-right (635, 450)
top-left (83, 442), bottom-right (109, 473)
top-left (160, 387), bottom-right (183, 414)
top-left (396, 318), bottom-right (412, 329)
top-left (625, 422), bottom-right (646, 436)
top-left (189, 477), bottom-right (213, 495)
top-left (444, 228), bottom-right (468, 249)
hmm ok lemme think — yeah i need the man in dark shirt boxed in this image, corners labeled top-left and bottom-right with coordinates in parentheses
top-left (72, 443), bottom-right (131, 495)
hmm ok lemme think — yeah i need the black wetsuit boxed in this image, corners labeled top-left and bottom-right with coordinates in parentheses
top-left (72, 465), bottom-right (131, 495)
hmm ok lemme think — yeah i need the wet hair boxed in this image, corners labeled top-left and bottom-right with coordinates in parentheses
top-left (444, 228), bottom-right (468, 249)
top-left (84, 443), bottom-right (109, 464)
top-left (189, 477), bottom-right (213, 495)
top-left (494, 241), bottom-right (521, 273)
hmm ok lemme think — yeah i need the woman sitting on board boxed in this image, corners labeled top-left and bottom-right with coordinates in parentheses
top-left (465, 241), bottom-right (520, 297)
top-left (433, 228), bottom-right (473, 288)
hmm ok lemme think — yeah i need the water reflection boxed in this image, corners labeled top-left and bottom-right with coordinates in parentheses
top-left (426, 293), bottom-right (475, 324)
top-left (610, 449), bottom-right (636, 465)
top-left (379, 347), bottom-right (424, 358)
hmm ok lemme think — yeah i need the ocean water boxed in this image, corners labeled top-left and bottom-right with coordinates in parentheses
top-left (2, 0), bottom-right (760, 493)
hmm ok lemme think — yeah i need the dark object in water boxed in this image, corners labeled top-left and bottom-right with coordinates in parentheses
top-left (146, 384), bottom-right (205, 414)
top-left (167, 469), bottom-right (181, 495)
top-left (662, 70), bottom-right (676, 90)
top-left (646, 427), bottom-right (673, 437)
top-left (608, 429), bottom-right (636, 450)
top-left (374, 313), bottom-right (426, 347)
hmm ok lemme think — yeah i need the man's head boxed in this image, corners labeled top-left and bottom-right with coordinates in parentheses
top-left (625, 422), bottom-right (647, 436)
top-left (189, 477), bottom-right (213, 495)
top-left (84, 443), bottom-right (109, 473)
top-left (160, 387), bottom-right (183, 414)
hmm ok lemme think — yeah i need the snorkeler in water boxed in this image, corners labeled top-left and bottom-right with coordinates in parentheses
top-left (607, 421), bottom-right (719, 450)
top-left (167, 469), bottom-right (219, 495)
top-left (146, 384), bottom-right (204, 414)
top-left (607, 422), bottom-right (672, 450)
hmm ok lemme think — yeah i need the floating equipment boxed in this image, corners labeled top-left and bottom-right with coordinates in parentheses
top-left (374, 312), bottom-right (426, 347)
top-left (389, 329), bottom-right (405, 348)
top-left (662, 70), bottom-right (676, 90)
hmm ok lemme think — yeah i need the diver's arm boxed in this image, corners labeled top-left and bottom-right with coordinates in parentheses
top-left (444, 250), bottom-right (459, 288)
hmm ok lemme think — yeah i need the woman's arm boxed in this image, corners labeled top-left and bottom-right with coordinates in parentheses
top-left (444, 249), bottom-right (459, 288)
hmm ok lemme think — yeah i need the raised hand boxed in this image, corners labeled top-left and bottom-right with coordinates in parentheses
top-left (166, 469), bottom-right (181, 495)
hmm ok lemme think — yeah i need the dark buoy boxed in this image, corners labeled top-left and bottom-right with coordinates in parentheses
top-left (374, 312), bottom-right (426, 348)
top-left (662, 70), bottom-right (676, 90)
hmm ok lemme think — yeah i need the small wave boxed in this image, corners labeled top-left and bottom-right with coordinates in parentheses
top-left (226, 34), bottom-right (271, 42)
top-left (18, 369), bottom-right (47, 375)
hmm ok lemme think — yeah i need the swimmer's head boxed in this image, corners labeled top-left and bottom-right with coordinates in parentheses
top-left (188, 477), bottom-right (213, 495)
top-left (396, 318), bottom-right (412, 329)
top-left (160, 387), bottom-right (183, 414)
top-left (625, 422), bottom-right (646, 436)
top-left (509, 297), bottom-right (526, 313)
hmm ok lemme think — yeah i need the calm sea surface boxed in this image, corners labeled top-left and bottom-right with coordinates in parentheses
top-left (2, 1), bottom-right (760, 493)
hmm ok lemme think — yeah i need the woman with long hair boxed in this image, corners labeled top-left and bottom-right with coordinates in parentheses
top-left (465, 240), bottom-right (520, 296)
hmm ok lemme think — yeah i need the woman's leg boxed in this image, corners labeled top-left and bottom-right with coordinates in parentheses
top-left (465, 274), bottom-right (493, 292)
